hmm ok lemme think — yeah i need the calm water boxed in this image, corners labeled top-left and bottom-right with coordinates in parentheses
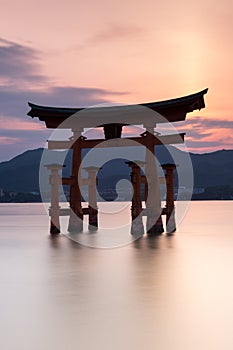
top-left (0, 201), bottom-right (233, 350)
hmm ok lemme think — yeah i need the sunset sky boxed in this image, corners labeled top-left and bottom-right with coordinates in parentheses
top-left (0, 0), bottom-right (233, 161)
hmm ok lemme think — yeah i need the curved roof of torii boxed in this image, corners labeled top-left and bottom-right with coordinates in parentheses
top-left (27, 88), bottom-right (208, 128)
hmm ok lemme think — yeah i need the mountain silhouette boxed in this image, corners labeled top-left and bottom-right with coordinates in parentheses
top-left (0, 147), bottom-right (232, 194)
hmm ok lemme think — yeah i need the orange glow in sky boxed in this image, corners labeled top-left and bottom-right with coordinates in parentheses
top-left (0, 0), bottom-right (232, 159)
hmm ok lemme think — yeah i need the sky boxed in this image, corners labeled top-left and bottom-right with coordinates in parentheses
top-left (0, 0), bottom-right (233, 161)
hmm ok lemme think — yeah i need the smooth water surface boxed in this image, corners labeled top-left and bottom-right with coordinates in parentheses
top-left (0, 201), bottom-right (233, 350)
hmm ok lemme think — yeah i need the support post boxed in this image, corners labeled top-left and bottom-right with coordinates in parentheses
top-left (46, 164), bottom-right (62, 235)
top-left (143, 178), bottom-right (148, 202)
top-left (68, 133), bottom-right (83, 232)
top-left (84, 167), bottom-right (99, 231)
top-left (162, 163), bottom-right (176, 234)
top-left (144, 126), bottom-right (164, 235)
top-left (126, 161), bottom-right (144, 235)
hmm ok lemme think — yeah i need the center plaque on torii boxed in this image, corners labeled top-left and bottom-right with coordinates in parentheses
top-left (27, 88), bottom-right (208, 237)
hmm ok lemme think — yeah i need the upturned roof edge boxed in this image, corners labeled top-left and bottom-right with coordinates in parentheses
top-left (27, 88), bottom-right (208, 118)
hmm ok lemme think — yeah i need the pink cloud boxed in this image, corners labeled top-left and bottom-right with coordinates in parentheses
top-left (0, 117), bottom-right (45, 131)
top-left (122, 125), bottom-right (144, 137)
top-left (0, 136), bottom-right (22, 145)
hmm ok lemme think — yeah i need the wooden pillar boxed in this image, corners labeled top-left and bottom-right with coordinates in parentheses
top-left (46, 164), bottom-right (62, 235)
top-left (68, 132), bottom-right (83, 232)
top-left (126, 161), bottom-right (144, 235)
top-left (84, 166), bottom-right (99, 231)
top-left (144, 180), bottom-right (148, 203)
top-left (162, 163), bottom-right (176, 234)
top-left (144, 126), bottom-right (164, 235)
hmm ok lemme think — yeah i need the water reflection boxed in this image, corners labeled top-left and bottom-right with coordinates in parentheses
top-left (0, 201), bottom-right (233, 350)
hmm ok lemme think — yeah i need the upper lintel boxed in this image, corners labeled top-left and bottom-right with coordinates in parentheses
top-left (27, 88), bottom-right (208, 128)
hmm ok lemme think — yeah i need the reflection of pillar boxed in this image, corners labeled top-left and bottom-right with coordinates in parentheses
top-left (144, 126), bottom-right (164, 235)
top-left (46, 164), bottom-right (62, 235)
top-left (84, 167), bottom-right (99, 230)
top-left (162, 164), bottom-right (176, 234)
top-left (126, 161), bottom-right (144, 235)
top-left (68, 132), bottom-right (83, 232)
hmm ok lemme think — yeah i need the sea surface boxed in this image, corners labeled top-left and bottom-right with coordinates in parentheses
top-left (0, 201), bottom-right (233, 350)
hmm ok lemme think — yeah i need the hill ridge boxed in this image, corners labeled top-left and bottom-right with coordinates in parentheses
top-left (0, 147), bottom-right (232, 196)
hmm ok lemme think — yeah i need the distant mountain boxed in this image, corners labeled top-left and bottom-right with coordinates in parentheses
top-left (189, 150), bottom-right (233, 187)
top-left (0, 149), bottom-right (43, 192)
top-left (0, 147), bottom-right (232, 197)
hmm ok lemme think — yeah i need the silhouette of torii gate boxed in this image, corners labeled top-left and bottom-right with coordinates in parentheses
top-left (28, 88), bottom-right (208, 236)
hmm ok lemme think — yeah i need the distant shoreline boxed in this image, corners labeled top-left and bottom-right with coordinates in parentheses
top-left (0, 198), bottom-right (233, 204)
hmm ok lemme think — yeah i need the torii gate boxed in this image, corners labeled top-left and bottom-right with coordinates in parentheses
top-left (28, 88), bottom-right (208, 236)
